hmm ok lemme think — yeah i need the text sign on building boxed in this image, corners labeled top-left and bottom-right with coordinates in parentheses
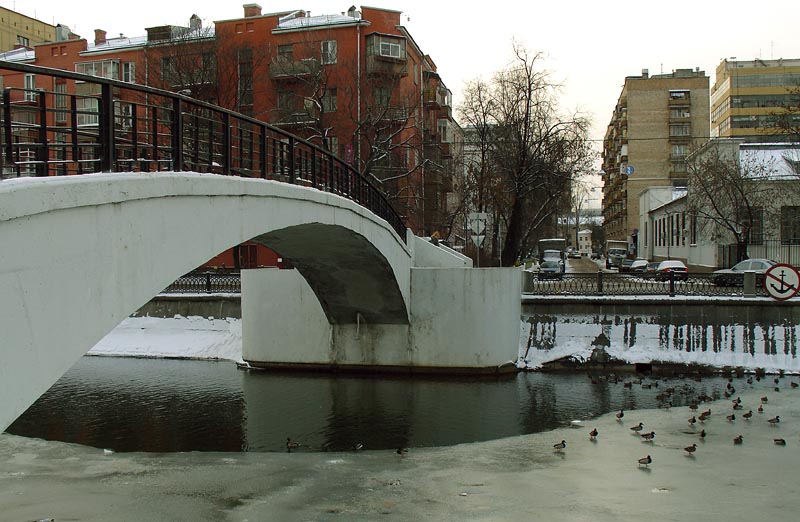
top-left (764, 264), bottom-right (800, 301)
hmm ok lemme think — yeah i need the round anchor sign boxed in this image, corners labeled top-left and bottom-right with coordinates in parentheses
top-left (764, 263), bottom-right (800, 301)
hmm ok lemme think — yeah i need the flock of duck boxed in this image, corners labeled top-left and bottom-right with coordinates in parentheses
top-left (553, 373), bottom-right (795, 467)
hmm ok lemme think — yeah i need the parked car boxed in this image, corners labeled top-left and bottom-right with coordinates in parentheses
top-left (656, 260), bottom-right (689, 281)
top-left (590, 251), bottom-right (601, 260)
top-left (710, 258), bottom-right (777, 286)
top-left (538, 260), bottom-right (563, 280)
top-left (630, 259), bottom-right (649, 274)
top-left (567, 248), bottom-right (581, 259)
top-left (619, 258), bottom-right (636, 273)
top-left (645, 262), bottom-right (660, 278)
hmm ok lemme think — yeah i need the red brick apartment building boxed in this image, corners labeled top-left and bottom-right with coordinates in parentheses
top-left (0, 4), bottom-right (460, 268)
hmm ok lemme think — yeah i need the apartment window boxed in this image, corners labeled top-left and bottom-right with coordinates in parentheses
top-left (326, 136), bottom-right (338, 156)
top-left (781, 206), bottom-right (800, 245)
top-left (669, 90), bottom-right (689, 100)
top-left (160, 57), bottom-right (174, 81)
top-left (17, 35), bottom-right (29, 47)
top-left (24, 74), bottom-right (36, 101)
top-left (322, 88), bottom-right (337, 112)
top-left (671, 144), bottom-right (689, 159)
top-left (116, 102), bottom-right (133, 129)
top-left (690, 213), bottom-right (698, 245)
top-left (277, 91), bottom-right (292, 110)
top-left (739, 207), bottom-right (764, 245)
top-left (77, 97), bottom-right (99, 126)
top-left (374, 86), bottom-right (391, 107)
top-left (238, 48), bottom-right (253, 107)
top-left (277, 45), bottom-right (293, 63)
top-left (54, 82), bottom-right (67, 123)
top-left (438, 119), bottom-right (450, 143)
top-left (122, 62), bottom-right (136, 83)
top-left (76, 60), bottom-right (119, 80)
top-left (321, 40), bottom-right (337, 64)
top-left (669, 124), bottom-right (690, 137)
top-left (670, 108), bottom-right (690, 118)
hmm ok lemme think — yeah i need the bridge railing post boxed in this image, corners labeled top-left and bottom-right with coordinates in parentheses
top-left (288, 137), bottom-right (296, 184)
top-left (99, 83), bottom-right (115, 172)
top-left (170, 97), bottom-right (184, 173)
top-left (669, 271), bottom-right (676, 297)
top-left (597, 271), bottom-right (604, 296)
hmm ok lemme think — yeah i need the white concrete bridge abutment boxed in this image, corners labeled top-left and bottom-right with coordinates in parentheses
top-left (242, 264), bottom-right (521, 374)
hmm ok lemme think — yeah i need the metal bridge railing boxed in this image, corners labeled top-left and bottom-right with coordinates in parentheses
top-left (0, 61), bottom-right (406, 242)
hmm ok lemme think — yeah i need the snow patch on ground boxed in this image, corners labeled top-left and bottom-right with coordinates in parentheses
top-left (89, 315), bottom-right (243, 362)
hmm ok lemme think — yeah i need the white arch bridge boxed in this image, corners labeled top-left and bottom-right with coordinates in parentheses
top-left (0, 173), bottom-right (521, 431)
top-left (0, 63), bottom-right (518, 432)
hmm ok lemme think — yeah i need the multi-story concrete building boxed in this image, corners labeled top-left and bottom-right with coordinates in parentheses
top-left (710, 58), bottom-right (800, 141)
top-left (602, 68), bottom-right (709, 256)
top-left (0, 6), bottom-right (57, 52)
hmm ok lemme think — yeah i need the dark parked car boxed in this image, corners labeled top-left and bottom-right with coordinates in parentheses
top-left (645, 262), bottom-right (660, 278)
top-left (590, 251), bottom-right (601, 260)
top-left (619, 258), bottom-right (635, 273)
top-left (630, 259), bottom-right (649, 274)
top-left (538, 260), bottom-right (563, 280)
top-left (711, 258), bottom-right (777, 286)
top-left (656, 260), bottom-right (688, 281)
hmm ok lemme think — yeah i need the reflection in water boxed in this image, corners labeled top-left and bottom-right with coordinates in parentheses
top-left (5, 356), bottom-right (773, 453)
top-left (523, 303), bottom-right (800, 367)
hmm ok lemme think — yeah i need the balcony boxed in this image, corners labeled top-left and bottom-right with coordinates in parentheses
top-left (272, 110), bottom-right (316, 126)
top-left (365, 55), bottom-right (407, 77)
top-left (269, 58), bottom-right (320, 80)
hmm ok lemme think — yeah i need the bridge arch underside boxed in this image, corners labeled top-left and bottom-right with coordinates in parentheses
top-left (253, 224), bottom-right (408, 325)
top-left (0, 173), bottom-right (411, 431)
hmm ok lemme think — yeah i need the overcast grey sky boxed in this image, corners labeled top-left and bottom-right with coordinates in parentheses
top-left (16, 1), bottom-right (800, 149)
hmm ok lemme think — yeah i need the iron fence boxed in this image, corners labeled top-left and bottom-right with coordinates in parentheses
top-left (0, 61), bottom-right (406, 241)
top-left (522, 272), bottom-right (769, 298)
top-left (719, 241), bottom-right (800, 268)
top-left (161, 271), bottom-right (242, 294)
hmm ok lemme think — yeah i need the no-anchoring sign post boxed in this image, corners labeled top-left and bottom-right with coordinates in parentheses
top-left (764, 264), bottom-right (800, 301)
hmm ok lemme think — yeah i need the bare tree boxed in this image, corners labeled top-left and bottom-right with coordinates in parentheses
top-left (459, 43), bottom-right (594, 266)
top-left (686, 141), bottom-right (779, 262)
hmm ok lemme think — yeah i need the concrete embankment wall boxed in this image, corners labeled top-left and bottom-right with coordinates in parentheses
top-left (134, 294), bottom-right (242, 319)
top-left (520, 297), bottom-right (800, 372)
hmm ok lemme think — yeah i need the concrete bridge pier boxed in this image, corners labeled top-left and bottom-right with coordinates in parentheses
top-left (242, 266), bottom-right (521, 375)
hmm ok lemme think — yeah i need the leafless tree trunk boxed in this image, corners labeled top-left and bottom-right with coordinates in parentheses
top-left (686, 141), bottom-right (779, 262)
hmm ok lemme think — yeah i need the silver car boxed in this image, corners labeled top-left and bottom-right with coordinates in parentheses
top-left (711, 258), bottom-right (777, 286)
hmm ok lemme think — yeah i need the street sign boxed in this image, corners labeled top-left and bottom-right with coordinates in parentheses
top-left (625, 166), bottom-right (634, 175)
top-left (764, 264), bottom-right (800, 301)
top-left (468, 212), bottom-right (488, 235)
top-left (471, 234), bottom-right (485, 248)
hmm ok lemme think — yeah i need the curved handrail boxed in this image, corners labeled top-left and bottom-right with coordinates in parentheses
top-left (0, 60), bottom-right (407, 241)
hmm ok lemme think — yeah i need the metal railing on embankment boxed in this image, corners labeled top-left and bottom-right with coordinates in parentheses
top-left (522, 271), bottom-right (768, 298)
top-left (161, 271), bottom-right (241, 294)
top-left (0, 61), bottom-right (406, 241)
top-left (161, 270), bottom-right (768, 298)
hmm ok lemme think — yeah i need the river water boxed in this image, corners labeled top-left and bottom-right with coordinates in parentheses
top-left (5, 356), bottom-right (773, 453)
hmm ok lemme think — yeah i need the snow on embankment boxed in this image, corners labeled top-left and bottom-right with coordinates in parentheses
top-left (88, 315), bottom-right (242, 362)
top-left (518, 319), bottom-right (800, 373)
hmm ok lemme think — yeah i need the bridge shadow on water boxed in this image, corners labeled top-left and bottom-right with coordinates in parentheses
top-left (6, 356), bottom-right (784, 453)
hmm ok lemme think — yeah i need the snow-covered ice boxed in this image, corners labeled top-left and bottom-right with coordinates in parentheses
top-left (3, 385), bottom-right (800, 521)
